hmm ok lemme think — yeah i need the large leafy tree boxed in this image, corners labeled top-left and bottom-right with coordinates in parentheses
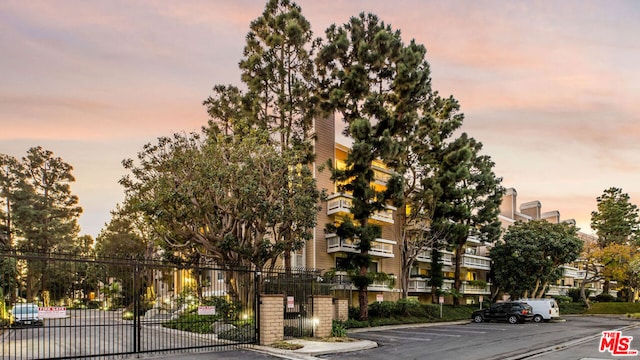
top-left (316, 13), bottom-right (431, 320)
top-left (121, 129), bottom-right (320, 275)
top-left (205, 0), bottom-right (318, 271)
top-left (491, 220), bottom-right (583, 299)
top-left (590, 187), bottom-right (640, 293)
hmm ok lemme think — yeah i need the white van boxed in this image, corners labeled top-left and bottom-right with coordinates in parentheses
top-left (11, 303), bottom-right (43, 326)
top-left (517, 298), bottom-right (560, 323)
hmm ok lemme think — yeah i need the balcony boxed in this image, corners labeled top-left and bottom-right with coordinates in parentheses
top-left (326, 234), bottom-right (395, 258)
top-left (329, 272), bottom-right (397, 291)
top-left (407, 279), bottom-right (490, 295)
top-left (415, 249), bottom-right (454, 266)
top-left (460, 281), bottom-right (491, 295)
top-left (326, 193), bottom-right (396, 224)
top-left (407, 278), bottom-right (453, 293)
top-left (561, 266), bottom-right (580, 279)
top-left (461, 254), bottom-right (491, 270)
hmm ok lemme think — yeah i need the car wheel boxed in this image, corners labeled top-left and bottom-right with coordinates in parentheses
top-left (508, 315), bottom-right (519, 324)
top-left (533, 315), bottom-right (543, 323)
top-left (473, 314), bottom-right (484, 323)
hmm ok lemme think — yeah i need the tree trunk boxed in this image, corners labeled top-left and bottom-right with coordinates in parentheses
top-left (400, 261), bottom-right (411, 300)
top-left (453, 242), bottom-right (463, 305)
top-left (358, 263), bottom-right (368, 321)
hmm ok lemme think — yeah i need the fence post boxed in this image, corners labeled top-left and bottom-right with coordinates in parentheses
top-left (259, 294), bottom-right (285, 345)
top-left (255, 270), bottom-right (261, 345)
top-left (310, 295), bottom-right (333, 338)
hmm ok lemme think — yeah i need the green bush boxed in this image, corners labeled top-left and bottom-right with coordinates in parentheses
top-left (559, 302), bottom-right (586, 314)
top-left (368, 301), bottom-right (395, 318)
top-left (553, 295), bottom-right (572, 304)
top-left (219, 324), bottom-right (255, 342)
top-left (395, 298), bottom-right (426, 317)
top-left (331, 320), bottom-right (348, 337)
top-left (585, 302), bottom-right (640, 314)
top-left (593, 293), bottom-right (618, 303)
top-left (163, 313), bottom-right (216, 333)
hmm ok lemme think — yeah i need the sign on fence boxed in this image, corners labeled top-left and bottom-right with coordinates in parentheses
top-left (287, 296), bottom-right (295, 309)
top-left (197, 306), bottom-right (216, 315)
top-left (38, 307), bottom-right (66, 319)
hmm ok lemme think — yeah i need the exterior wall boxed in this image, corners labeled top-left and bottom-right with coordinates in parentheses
top-left (520, 200), bottom-right (541, 219)
top-left (311, 113), bottom-right (338, 271)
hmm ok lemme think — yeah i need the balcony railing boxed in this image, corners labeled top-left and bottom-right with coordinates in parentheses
top-left (407, 278), bottom-right (454, 293)
top-left (326, 234), bottom-right (395, 258)
top-left (415, 249), bottom-right (454, 266)
top-left (329, 272), bottom-right (397, 291)
top-left (461, 254), bottom-right (491, 270)
top-left (407, 278), bottom-right (490, 295)
top-left (460, 281), bottom-right (491, 295)
top-left (326, 193), bottom-right (395, 224)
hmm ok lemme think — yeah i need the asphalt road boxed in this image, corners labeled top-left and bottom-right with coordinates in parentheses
top-left (321, 316), bottom-right (640, 360)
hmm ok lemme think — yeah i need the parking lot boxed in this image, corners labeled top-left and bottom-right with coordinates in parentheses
top-left (321, 316), bottom-right (640, 360)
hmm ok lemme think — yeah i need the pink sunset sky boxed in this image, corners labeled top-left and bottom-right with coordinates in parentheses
top-left (2, 0), bottom-right (639, 238)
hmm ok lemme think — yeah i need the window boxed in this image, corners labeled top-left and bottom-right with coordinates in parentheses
top-left (368, 262), bottom-right (378, 273)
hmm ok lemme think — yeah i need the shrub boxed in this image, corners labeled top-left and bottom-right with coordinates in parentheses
top-left (368, 301), bottom-right (395, 318)
top-left (395, 298), bottom-right (426, 317)
top-left (163, 313), bottom-right (216, 333)
top-left (553, 295), bottom-right (572, 304)
top-left (593, 293), bottom-right (617, 303)
top-left (331, 320), bottom-right (348, 337)
top-left (567, 287), bottom-right (591, 303)
top-left (559, 302), bottom-right (586, 314)
top-left (219, 324), bottom-right (255, 342)
top-left (586, 302), bottom-right (640, 314)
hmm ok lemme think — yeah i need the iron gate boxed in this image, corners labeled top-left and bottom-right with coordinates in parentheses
top-left (0, 252), bottom-right (258, 359)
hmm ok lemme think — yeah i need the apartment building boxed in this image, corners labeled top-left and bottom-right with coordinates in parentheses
top-left (499, 188), bottom-right (606, 298)
top-left (305, 114), bottom-right (492, 305)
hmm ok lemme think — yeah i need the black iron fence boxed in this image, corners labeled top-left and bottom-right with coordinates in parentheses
top-left (0, 252), bottom-right (258, 359)
top-left (261, 267), bottom-right (330, 339)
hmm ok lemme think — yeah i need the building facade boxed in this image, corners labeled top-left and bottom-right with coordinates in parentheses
top-left (302, 114), bottom-right (603, 306)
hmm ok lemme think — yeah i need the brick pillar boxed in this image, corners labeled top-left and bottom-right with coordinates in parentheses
top-left (333, 298), bottom-right (348, 321)
top-left (311, 295), bottom-right (333, 338)
top-left (260, 294), bottom-right (284, 345)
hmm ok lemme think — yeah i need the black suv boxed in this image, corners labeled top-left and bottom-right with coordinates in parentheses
top-left (471, 302), bottom-right (534, 324)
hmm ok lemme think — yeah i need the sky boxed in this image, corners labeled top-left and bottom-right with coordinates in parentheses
top-left (2, 0), bottom-right (639, 238)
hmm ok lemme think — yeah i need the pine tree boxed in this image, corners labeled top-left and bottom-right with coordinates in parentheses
top-left (317, 13), bottom-right (430, 320)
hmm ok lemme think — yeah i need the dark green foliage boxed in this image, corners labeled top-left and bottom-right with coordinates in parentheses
top-left (566, 288), bottom-right (591, 303)
top-left (585, 302), bottom-right (640, 314)
top-left (553, 295), bottom-right (572, 304)
top-left (593, 293), bottom-right (619, 302)
top-left (368, 301), bottom-right (396, 318)
top-left (344, 300), bottom-right (474, 328)
top-left (591, 187), bottom-right (640, 248)
top-left (219, 324), bottom-right (256, 343)
top-left (201, 296), bottom-right (241, 321)
top-left (559, 302), bottom-right (587, 314)
top-left (163, 313), bottom-right (216, 334)
top-left (490, 220), bottom-right (583, 298)
top-left (331, 320), bottom-right (348, 337)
